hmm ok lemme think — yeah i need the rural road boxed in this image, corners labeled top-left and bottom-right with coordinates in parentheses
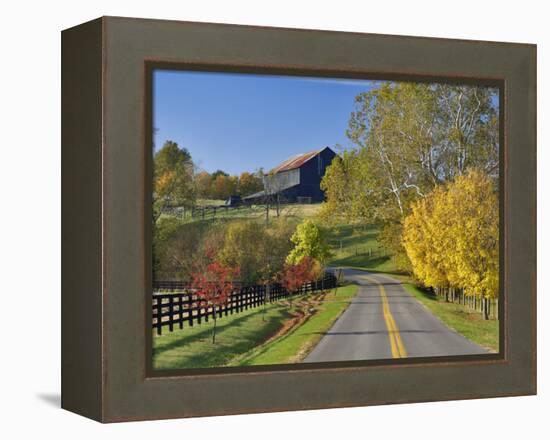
top-left (305, 269), bottom-right (487, 362)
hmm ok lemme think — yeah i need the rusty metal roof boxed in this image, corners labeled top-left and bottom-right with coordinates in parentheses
top-left (270, 149), bottom-right (322, 174)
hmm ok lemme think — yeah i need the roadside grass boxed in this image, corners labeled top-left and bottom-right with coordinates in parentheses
top-left (153, 303), bottom-right (293, 370)
top-left (233, 284), bottom-right (359, 366)
top-left (323, 223), bottom-right (499, 351)
top-left (153, 284), bottom-right (358, 369)
top-left (403, 283), bottom-right (499, 352)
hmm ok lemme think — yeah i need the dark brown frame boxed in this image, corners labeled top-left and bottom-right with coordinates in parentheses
top-left (62, 16), bottom-right (536, 422)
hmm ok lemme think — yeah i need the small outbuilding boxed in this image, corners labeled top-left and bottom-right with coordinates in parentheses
top-left (225, 195), bottom-right (242, 206)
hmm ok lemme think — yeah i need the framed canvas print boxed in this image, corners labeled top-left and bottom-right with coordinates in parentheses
top-left (61, 16), bottom-right (536, 422)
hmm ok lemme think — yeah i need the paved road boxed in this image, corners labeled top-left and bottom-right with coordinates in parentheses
top-left (305, 269), bottom-right (487, 362)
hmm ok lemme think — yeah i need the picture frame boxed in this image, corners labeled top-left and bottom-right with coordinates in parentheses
top-left (61, 16), bottom-right (536, 422)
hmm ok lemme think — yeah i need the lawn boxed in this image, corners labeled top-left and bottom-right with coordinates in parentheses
top-left (153, 284), bottom-right (359, 369)
top-left (403, 283), bottom-right (499, 352)
top-left (232, 284), bottom-right (358, 366)
top-left (325, 224), bottom-right (404, 275)
top-left (153, 302), bottom-right (293, 370)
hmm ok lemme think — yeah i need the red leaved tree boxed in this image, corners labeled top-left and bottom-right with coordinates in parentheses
top-left (192, 261), bottom-right (239, 343)
top-left (281, 256), bottom-right (317, 296)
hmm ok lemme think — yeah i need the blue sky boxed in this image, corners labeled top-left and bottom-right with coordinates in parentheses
top-left (153, 70), bottom-right (378, 175)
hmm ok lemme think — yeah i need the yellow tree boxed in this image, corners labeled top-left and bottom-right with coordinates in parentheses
top-left (403, 169), bottom-right (498, 318)
top-left (444, 170), bottom-right (499, 316)
top-left (195, 171), bottom-right (213, 199)
top-left (403, 189), bottom-right (449, 290)
top-left (153, 141), bottom-right (196, 221)
top-left (238, 171), bottom-right (263, 196)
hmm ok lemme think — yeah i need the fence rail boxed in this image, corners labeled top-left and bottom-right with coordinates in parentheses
top-left (152, 273), bottom-right (337, 335)
top-left (432, 286), bottom-right (498, 320)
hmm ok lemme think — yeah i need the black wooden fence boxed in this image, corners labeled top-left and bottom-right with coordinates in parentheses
top-left (152, 273), bottom-right (337, 335)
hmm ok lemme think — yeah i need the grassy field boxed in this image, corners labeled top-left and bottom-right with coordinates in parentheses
top-left (325, 224), bottom-right (404, 274)
top-left (153, 302), bottom-right (293, 370)
top-left (163, 201), bottom-right (323, 225)
top-left (153, 284), bottom-right (358, 369)
top-left (233, 284), bottom-right (358, 366)
top-left (403, 283), bottom-right (499, 352)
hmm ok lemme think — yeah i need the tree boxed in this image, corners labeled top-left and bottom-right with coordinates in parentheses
top-left (211, 169), bottom-right (229, 179)
top-left (264, 219), bottom-right (297, 279)
top-left (153, 141), bottom-right (196, 221)
top-left (192, 261), bottom-right (239, 343)
top-left (320, 83), bottom-right (499, 267)
top-left (208, 219), bottom-right (297, 320)
top-left (345, 83), bottom-right (498, 218)
top-left (153, 218), bottom-right (208, 280)
top-left (211, 174), bottom-right (237, 199)
top-left (217, 219), bottom-right (296, 285)
top-left (377, 221), bottom-right (412, 272)
top-left (195, 171), bottom-right (213, 199)
top-left (217, 221), bottom-right (270, 285)
top-left (281, 256), bottom-right (317, 295)
top-left (238, 171), bottom-right (263, 196)
top-left (154, 140), bottom-right (192, 175)
top-left (402, 169), bottom-right (498, 319)
top-left (286, 220), bottom-right (331, 266)
top-left (402, 188), bottom-right (449, 288)
top-left (262, 219), bottom-right (297, 318)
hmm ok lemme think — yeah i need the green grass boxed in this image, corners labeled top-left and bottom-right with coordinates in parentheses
top-left (325, 224), bottom-right (403, 274)
top-left (403, 283), bottom-right (499, 352)
top-left (233, 284), bottom-right (359, 366)
top-left (153, 285), bottom-right (358, 369)
top-left (153, 302), bottom-right (293, 370)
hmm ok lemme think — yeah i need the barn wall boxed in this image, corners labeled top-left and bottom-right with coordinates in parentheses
top-left (264, 168), bottom-right (300, 193)
top-left (248, 148), bottom-right (338, 204)
top-left (294, 148), bottom-right (337, 202)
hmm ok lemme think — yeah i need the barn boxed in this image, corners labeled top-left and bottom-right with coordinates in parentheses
top-left (243, 147), bottom-right (337, 204)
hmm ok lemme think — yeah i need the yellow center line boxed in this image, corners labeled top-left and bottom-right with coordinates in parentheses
top-left (364, 276), bottom-right (407, 358)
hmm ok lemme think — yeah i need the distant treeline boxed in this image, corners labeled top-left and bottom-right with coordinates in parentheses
top-left (152, 140), bottom-right (264, 219)
top-left (195, 169), bottom-right (263, 200)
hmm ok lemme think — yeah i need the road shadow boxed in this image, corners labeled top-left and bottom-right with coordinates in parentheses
top-left (37, 393), bottom-right (61, 408)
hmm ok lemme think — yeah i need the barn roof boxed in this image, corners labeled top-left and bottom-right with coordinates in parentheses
top-left (270, 147), bottom-right (332, 174)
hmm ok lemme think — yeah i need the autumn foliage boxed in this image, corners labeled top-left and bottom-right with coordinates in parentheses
top-left (191, 255), bottom-right (239, 343)
top-left (402, 169), bottom-right (498, 318)
top-left (281, 256), bottom-right (319, 294)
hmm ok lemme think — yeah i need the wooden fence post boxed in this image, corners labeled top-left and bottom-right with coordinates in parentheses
top-left (168, 296), bottom-right (174, 332)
